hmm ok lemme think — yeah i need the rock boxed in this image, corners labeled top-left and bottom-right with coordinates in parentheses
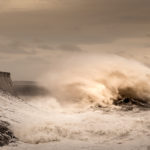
top-left (114, 97), bottom-right (150, 109)
top-left (0, 71), bottom-right (15, 95)
top-left (0, 121), bottom-right (16, 147)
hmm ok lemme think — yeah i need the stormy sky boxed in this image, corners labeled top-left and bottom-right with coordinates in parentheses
top-left (0, 0), bottom-right (150, 80)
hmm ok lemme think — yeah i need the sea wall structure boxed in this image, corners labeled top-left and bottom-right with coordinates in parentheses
top-left (0, 71), bottom-right (14, 94)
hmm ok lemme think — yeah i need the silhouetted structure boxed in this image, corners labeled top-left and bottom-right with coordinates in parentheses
top-left (0, 71), bottom-right (14, 94)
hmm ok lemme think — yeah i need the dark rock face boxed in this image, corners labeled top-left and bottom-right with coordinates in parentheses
top-left (0, 121), bottom-right (16, 147)
top-left (0, 72), bottom-right (14, 95)
top-left (114, 97), bottom-right (150, 110)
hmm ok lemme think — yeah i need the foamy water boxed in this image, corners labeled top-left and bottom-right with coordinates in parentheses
top-left (1, 93), bottom-right (150, 150)
top-left (1, 54), bottom-right (150, 150)
top-left (40, 54), bottom-right (150, 107)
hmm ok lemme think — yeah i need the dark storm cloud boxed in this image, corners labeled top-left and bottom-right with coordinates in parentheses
top-left (37, 44), bottom-right (54, 50)
top-left (58, 44), bottom-right (82, 51)
top-left (146, 33), bottom-right (150, 37)
top-left (0, 40), bottom-right (37, 54)
top-left (0, 0), bottom-right (150, 46)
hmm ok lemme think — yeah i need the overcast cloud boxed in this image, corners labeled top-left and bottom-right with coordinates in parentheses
top-left (0, 0), bottom-right (150, 80)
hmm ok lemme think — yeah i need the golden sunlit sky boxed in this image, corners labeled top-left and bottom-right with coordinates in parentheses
top-left (0, 0), bottom-right (150, 80)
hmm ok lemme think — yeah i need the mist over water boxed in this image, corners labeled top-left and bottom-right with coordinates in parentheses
top-left (1, 53), bottom-right (150, 150)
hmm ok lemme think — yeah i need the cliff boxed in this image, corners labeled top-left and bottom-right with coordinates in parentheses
top-left (0, 71), bottom-right (14, 94)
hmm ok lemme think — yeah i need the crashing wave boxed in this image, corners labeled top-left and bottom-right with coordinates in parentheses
top-left (39, 54), bottom-right (150, 108)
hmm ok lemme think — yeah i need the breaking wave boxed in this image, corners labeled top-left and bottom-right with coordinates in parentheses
top-left (39, 54), bottom-right (150, 108)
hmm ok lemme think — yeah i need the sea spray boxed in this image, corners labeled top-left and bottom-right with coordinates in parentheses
top-left (39, 54), bottom-right (150, 108)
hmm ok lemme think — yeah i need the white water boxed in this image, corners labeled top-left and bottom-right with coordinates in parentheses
top-left (1, 54), bottom-right (150, 150)
top-left (40, 54), bottom-right (150, 107)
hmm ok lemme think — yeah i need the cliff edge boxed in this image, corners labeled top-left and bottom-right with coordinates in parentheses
top-left (0, 71), bottom-right (14, 94)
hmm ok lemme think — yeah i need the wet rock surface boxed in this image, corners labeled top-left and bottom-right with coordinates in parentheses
top-left (0, 121), bottom-right (17, 147)
top-left (114, 97), bottom-right (150, 110)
